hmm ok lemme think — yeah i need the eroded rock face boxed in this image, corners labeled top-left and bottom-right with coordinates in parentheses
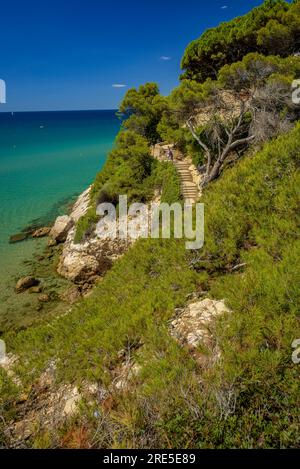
top-left (6, 382), bottom-right (82, 444)
top-left (28, 286), bottom-right (42, 294)
top-left (56, 186), bottom-right (137, 284)
top-left (49, 215), bottom-right (73, 243)
top-left (55, 186), bottom-right (160, 284)
top-left (62, 386), bottom-right (81, 416)
top-left (57, 226), bottom-right (129, 284)
top-left (170, 298), bottom-right (230, 364)
top-left (15, 276), bottom-right (40, 293)
top-left (69, 186), bottom-right (91, 223)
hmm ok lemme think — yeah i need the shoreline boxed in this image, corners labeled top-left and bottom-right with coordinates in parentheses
top-left (0, 190), bottom-right (90, 332)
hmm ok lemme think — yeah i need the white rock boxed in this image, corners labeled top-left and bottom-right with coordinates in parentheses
top-left (49, 215), bottom-right (73, 243)
top-left (57, 220), bottom-right (130, 283)
top-left (170, 298), bottom-right (230, 349)
top-left (63, 386), bottom-right (81, 416)
top-left (70, 187), bottom-right (91, 222)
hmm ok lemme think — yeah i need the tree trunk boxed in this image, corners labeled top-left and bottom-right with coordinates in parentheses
top-left (186, 119), bottom-right (212, 176)
top-left (204, 134), bottom-right (255, 185)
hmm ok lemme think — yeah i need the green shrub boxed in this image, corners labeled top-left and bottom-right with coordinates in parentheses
top-left (151, 161), bottom-right (182, 204)
top-left (74, 130), bottom-right (155, 242)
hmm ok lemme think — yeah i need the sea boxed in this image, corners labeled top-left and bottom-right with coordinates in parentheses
top-left (0, 110), bottom-right (120, 329)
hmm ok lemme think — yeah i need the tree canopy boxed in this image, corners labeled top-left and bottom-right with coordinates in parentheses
top-left (166, 53), bottom-right (300, 184)
top-left (119, 83), bottom-right (167, 144)
top-left (181, 0), bottom-right (300, 82)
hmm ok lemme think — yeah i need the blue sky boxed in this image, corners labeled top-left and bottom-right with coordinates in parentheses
top-left (0, 0), bottom-right (269, 111)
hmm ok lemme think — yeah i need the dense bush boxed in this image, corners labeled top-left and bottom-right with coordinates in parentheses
top-left (150, 161), bottom-right (182, 204)
top-left (74, 130), bottom-right (155, 242)
top-left (119, 83), bottom-right (167, 145)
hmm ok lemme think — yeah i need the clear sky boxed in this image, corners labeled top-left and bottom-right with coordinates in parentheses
top-left (0, 0), bottom-right (270, 112)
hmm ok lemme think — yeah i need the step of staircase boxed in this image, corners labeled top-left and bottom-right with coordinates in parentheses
top-left (182, 190), bottom-right (198, 194)
top-left (182, 191), bottom-right (198, 196)
top-left (173, 157), bottom-right (200, 204)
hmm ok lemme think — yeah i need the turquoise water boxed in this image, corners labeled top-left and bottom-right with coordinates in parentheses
top-left (0, 110), bottom-right (120, 323)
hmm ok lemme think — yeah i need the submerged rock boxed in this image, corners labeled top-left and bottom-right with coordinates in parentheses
top-left (10, 225), bottom-right (50, 243)
top-left (15, 276), bottom-right (40, 293)
top-left (49, 215), bottom-right (73, 243)
top-left (28, 285), bottom-right (42, 294)
top-left (60, 285), bottom-right (82, 304)
top-left (9, 233), bottom-right (28, 244)
top-left (31, 227), bottom-right (51, 238)
top-left (38, 294), bottom-right (50, 303)
top-left (47, 238), bottom-right (57, 247)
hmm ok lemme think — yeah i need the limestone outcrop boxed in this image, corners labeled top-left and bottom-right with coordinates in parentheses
top-left (54, 187), bottom-right (131, 284)
top-left (57, 219), bottom-right (132, 283)
top-left (170, 298), bottom-right (230, 365)
top-left (49, 215), bottom-right (73, 243)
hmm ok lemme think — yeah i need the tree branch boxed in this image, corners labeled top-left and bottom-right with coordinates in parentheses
top-left (227, 134), bottom-right (255, 153)
top-left (186, 118), bottom-right (212, 175)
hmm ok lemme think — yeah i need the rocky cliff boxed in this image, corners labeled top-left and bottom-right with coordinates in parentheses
top-left (50, 187), bottom-right (130, 285)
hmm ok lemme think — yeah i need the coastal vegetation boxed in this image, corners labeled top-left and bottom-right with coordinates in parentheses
top-left (165, 53), bottom-right (300, 184)
top-left (181, 0), bottom-right (300, 81)
top-left (2, 124), bottom-right (300, 448)
top-left (1, 0), bottom-right (300, 449)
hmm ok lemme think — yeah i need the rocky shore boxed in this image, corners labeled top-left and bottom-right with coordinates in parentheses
top-left (50, 186), bottom-right (130, 285)
top-left (8, 185), bottom-right (135, 331)
top-left (10, 177), bottom-right (164, 332)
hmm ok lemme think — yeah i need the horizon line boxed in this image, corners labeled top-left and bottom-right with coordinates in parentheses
top-left (0, 108), bottom-right (119, 114)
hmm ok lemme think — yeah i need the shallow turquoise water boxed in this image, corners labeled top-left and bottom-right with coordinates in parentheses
top-left (0, 110), bottom-right (120, 320)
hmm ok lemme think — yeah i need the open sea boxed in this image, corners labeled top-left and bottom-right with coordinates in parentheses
top-left (0, 110), bottom-right (120, 327)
